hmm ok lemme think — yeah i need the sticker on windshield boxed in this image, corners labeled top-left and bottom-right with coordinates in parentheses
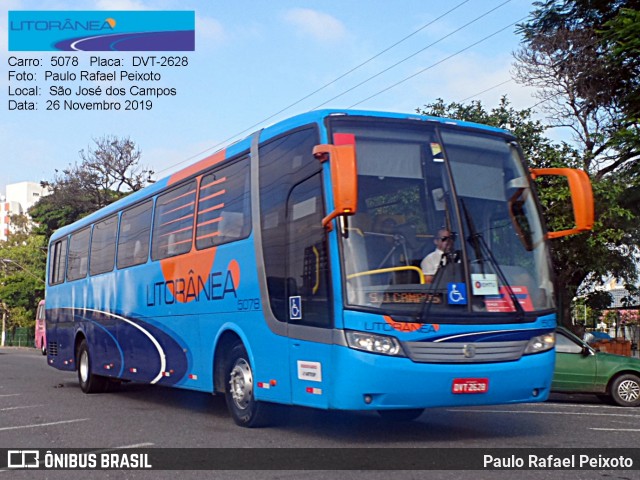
top-left (289, 296), bottom-right (302, 320)
top-left (430, 143), bottom-right (444, 161)
top-left (447, 283), bottom-right (467, 305)
top-left (471, 273), bottom-right (499, 295)
top-left (485, 286), bottom-right (534, 312)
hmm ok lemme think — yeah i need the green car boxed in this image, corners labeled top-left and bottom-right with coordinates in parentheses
top-left (552, 327), bottom-right (640, 407)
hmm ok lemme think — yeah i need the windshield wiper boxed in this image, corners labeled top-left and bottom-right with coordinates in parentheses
top-left (415, 235), bottom-right (460, 323)
top-left (460, 199), bottom-right (525, 321)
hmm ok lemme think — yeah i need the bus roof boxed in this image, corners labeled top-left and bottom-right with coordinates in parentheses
top-left (258, 108), bottom-right (509, 140)
top-left (49, 109), bottom-right (510, 241)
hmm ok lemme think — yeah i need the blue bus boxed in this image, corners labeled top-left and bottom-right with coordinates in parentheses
top-left (45, 110), bottom-right (593, 426)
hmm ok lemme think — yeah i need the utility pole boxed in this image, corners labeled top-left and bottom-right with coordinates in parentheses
top-left (1, 301), bottom-right (6, 347)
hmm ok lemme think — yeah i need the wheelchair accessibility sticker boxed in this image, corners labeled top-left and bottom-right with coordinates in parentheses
top-left (447, 283), bottom-right (467, 305)
top-left (289, 296), bottom-right (302, 320)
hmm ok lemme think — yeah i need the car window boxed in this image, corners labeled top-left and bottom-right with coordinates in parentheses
top-left (556, 332), bottom-right (584, 354)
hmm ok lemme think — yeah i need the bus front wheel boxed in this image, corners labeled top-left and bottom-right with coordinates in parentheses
top-left (224, 342), bottom-right (270, 427)
top-left (77, 339), bottom-right (109, 394)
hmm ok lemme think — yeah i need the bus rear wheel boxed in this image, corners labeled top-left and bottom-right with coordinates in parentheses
top-left (77, 339), bottom-right (109, 394)
top-left (40, 341), bottom-right (46, 355)
top-left (224, 342), bottom-right (270, 427)
top-left (377, 408), bottom-right (424, 422)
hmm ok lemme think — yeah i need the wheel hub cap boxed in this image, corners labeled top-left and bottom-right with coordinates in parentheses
top-left (79, 351), bottom-right (89, 383)
top-left (618, 380), bottom-right (640, 403)
top-left (229, 359), bottom-right (253, 410)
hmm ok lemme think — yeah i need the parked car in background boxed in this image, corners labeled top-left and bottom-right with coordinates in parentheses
top-left (552, 327), bottom-right (640, 407)
top-left (583, 330), bottom-right (612, 345)
top-left (34, 300), bottom-right (46, 355)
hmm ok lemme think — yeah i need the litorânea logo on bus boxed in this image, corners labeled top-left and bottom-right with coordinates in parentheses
top-left (8, 11), bottom-right (195, 51)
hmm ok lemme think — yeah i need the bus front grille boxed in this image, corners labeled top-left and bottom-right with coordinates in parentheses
top-left (403, 340), bottom-right (528, 363)
top-left (47, 342), bottom-right (58, 356)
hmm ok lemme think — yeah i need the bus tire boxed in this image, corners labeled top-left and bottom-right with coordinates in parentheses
top-left (77, 339), bottom-right (109, 394)
top-left (611, 374), bottom-right (640, 407)
top-left (377, 408), bottom-right (424, 422)
top-left (224, 342), bottom-right (270, 427)
top-left (40, 341), bottom-right (47, 356)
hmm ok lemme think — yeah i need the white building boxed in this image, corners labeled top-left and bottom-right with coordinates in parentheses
top-left (603, 278), bottom-right (640, 308)
top-left (0, 181), bottom-right (50, 241)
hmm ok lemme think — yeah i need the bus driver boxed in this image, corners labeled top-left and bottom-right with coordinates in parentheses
top-left (420, 229), bottom-right (453, 283)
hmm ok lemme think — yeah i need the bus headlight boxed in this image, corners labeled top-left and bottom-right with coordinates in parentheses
top-left (524, 332), bottom-right (555, 354)
top-left (345, 331), bottom-right (404, 356)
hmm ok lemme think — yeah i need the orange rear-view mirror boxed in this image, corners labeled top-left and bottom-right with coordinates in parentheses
top-left (530, 168), bottom-right (594, 239)
top-left (313, 143), bottom-right (358, 229)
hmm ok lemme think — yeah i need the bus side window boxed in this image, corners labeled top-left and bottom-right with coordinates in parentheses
top-left (196, 157), bottom-right (251, 250)
top-left (259, 127), bottom-right (322, 322)
top-left (286, 173), bottom-right (331, 328)
top-left (49, 238), bottom-right (68, 285)
top-left (67, 227), bottom-right (91, 281)
top-left (117, 200), bottom-right (153, 269)
top-left (133, 240), bottom-right (144, 263)
top-left (151, 181), bottom-right (196, 260)
top-left (166, 233), bottom-right (178, 256)
top-left (90, 215), bottom-right (117, 276)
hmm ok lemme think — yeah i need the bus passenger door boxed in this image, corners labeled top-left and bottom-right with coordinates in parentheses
top-left (286, 174), bottom-right (333, 408)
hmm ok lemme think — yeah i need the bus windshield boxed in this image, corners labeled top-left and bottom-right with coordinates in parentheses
top-left (331, 117), bottom-right (554, 320)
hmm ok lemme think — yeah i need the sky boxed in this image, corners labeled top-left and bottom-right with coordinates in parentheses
top-left (0, 0), bottom-right (541, 194)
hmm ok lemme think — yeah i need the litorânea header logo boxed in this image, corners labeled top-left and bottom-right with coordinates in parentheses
top-left (9, 11), bottom-right (195, 51)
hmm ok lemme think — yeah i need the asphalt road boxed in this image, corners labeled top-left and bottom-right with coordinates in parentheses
top-left (1, 346), bottom-right (639, 480)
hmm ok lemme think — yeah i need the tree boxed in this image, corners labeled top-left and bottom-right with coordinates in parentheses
top-left (1, 136), bottom-right (150, 343)
top-left (417, 97), bottom-right (639, 324)
top-left (601, 7), bottom-right (640, 121)
top-left (0, 229), bottom-right (46, 332)
top-left (30, 136), bottom-right (152, 239)
top-left (6, 307), bottom-right (32, 329)
top-left (418, 96), bottom-right (574, 167)
top-left (510, 0), bottom-right (640, 322)
top-left (601, 6), bottom-right (640, 217)
top-left (76, 135), bottom-right (151, 206)
top-left (513, 0), bottom-right (640, 180)
top-left (5, 213), bottom-right (35, 245)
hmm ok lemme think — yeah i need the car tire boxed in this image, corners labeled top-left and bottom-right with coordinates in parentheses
top-left (611, 374), bottom-right (640, 407)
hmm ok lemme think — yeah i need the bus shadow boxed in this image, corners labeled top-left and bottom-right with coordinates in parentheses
top-left (89, 380), bottom-right (229, 416)
top-left (60, 379), bottom-right (547, 443)
top-left (277, 405), bottom-right (545, 443)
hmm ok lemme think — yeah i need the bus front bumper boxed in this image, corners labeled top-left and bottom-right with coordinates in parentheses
top-left (328, 346), bottom-right (554, 411)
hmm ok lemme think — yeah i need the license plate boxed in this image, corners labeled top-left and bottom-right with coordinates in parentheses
top-left (452, 378), bottom-right (488, 394)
